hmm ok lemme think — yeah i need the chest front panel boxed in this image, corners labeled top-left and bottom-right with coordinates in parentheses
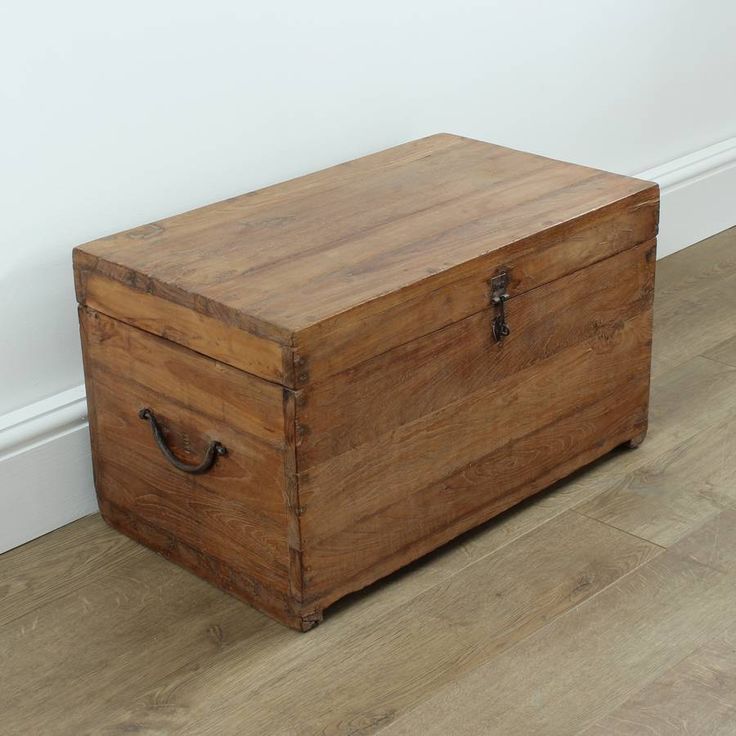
top-left (295, 240), bottom-right (655, 607)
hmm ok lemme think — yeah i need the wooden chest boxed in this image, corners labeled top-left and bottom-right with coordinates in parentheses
top-left (73, 134), bottom-right (659, 630)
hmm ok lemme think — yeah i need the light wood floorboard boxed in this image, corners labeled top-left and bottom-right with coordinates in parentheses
top-left (582, 622), bottom-right (736, 736)
top-left (380, 511), bottom-right (736, 736)
top-left (1, 226), bottom-right (735, 735)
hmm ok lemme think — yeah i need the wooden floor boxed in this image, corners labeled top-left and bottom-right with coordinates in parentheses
top-left (3, 228), bottom-right (736, 736)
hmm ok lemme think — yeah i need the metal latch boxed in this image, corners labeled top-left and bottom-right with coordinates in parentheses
top-left (490, 271), bottom-right (511, 342)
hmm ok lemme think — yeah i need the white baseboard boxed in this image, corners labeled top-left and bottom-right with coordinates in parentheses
top-left (635, 136), bottom-right (736, 258)
top-left (2, 138), bottom-right (735, 554)
top-left (0, 386), bottom-right (96, 553)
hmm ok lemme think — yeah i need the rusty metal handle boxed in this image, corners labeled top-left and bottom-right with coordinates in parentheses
top-left (138, 408), bottom-right (227, 475)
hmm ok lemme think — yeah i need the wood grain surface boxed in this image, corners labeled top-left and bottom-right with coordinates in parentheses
top-left (74, 134), bottom-right (657, 386)
top-left (81, 272), bottom-right (293, 383)
top-left (74, 137), bottom-right (657, 627)
top-left (583, 624), bottom-right (736, 736)
top-left (705, 331), bottom-right (736, 367)
top-left (581, 511), bottom-right (736, 736)
top-left (302, 379), bottom-right (649, 607)
top-left (380, 514), bottom-right (736, 736)
top-left (295, 233), bottom-right (654, 607)
top-left (1, 511), bottom-right (660, 736)
top-left (298, 239), bottom-right (654, 468)
top-left (651, 226), bottom-right (736, 377)
top-left (577, 412), bottom-right (736, 546)
top-left (3, 227), bottom-right (736, 735)
top-left (79, 307), bottom-right (301, 624)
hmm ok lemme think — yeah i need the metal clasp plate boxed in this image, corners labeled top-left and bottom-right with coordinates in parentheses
top-left (490, 270), bottom-right (511, 342)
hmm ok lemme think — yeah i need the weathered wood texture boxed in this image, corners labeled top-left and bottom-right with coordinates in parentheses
top-left (74, 134), bottom-right (658, 629)
top-left (298, 240), bottom-right (655, 468)
top-left (81, 273), bottom-right (293, 384)
top-left (79, 308), bottom-right (307, 627)
top-left (299, 309), bottom-right (653, 605)
top-left (74, 133), bottom-right (658, 386)
top-left (5, 226), bottom-right (736, 735)
top-left (294, 239), bottom-right (654, 608)
top-left (78, 242), bottom-right (655, 625)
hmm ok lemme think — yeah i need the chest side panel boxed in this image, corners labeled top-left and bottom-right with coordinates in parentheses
top-left (74, 260), bottom-right (293, 385)
top-left (296, 240), bottom-right (655, 607)
top-left (79, 308), bottom-right (301, 624)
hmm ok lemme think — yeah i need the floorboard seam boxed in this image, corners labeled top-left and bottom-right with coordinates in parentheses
top-left (374, 542), bottom-right (668, 736)
top-left (571, 607), bottom-right (736, 736)
top-left (571, 509), bottom-right (667, 550)
top-left (697, 352), bottom-right (736, 370)
top-left (0, 538), bottom-right (146, 629)
top-left (350, 503), bottom-right (579, 620)
top-left (571, 659), bottom-right (699, 736)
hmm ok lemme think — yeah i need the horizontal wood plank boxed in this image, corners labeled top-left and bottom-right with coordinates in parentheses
top-left (292, 183), bottom-right (657, 384)
top-left (0, 515), bottom-right (144, 628)
top-left (576, 413), bottom-right (736, 547)
top-left (98, 499), bottom-right (302, 626)
top-left (651, 226), bottom-right (736, 377)
top-left (299, 239), bottom-right (655, 467)
top-left (42, 512), bottom-right (657, 736)
top-left (91, 374), bottom-right (289, 578)
top-left (652, 271), bottom-right (736, 378)
top-left (80, 307), bottom-right (289, 447)
top-left (0, 533), bottom-right (288, 735)
top-left (704, 332), bottom-right (736, 367)
top-left (78, 272), bottom-right (292, 384)
top-left (582, 510), bottom-right (736, 735)
top-left (379, 513), bottom-right (736, 736)
top-left (582, 623), bottom-right (736, 736)
top-left (300, 309), bottom-right (653, 550)
top-left (304, 375), bottom-right (649, 605)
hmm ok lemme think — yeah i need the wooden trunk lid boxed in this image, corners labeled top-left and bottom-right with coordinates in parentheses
top-left (73, 133), bottom-right (659, 387)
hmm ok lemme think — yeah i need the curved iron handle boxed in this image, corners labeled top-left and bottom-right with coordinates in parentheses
top-left (138, 408), bottom-right (227, 475)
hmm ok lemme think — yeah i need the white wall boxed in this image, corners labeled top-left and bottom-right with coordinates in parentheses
top-left (1, 0), bottom-right (735, 550)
